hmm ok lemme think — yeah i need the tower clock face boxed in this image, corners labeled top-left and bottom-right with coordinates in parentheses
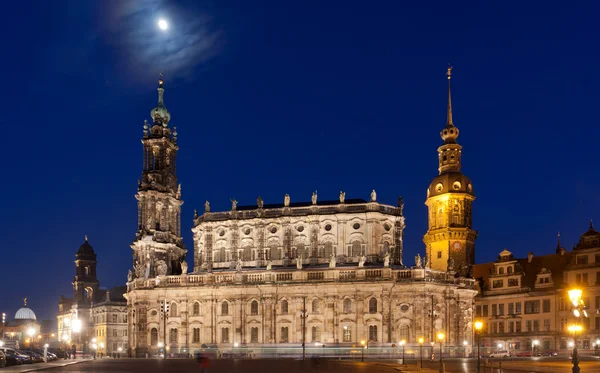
top-left (452, 241), bottom-right (462, 251)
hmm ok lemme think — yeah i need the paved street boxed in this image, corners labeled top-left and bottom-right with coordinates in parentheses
top-left (6, 357), bottom-right (600, 373)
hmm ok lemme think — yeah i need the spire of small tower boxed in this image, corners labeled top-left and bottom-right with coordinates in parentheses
top-left (158, 73), bottom-right (165, 105)
top-left (446, 65), bottom-right (453, 127)
top-left (557, 232), bottom-right (561, 248)
top-left (84, 234), bottom-right (88, 242)
top-left (150, 74), bottom-right (171, 125)
top-left (590, 219), bottom-right (594, 230)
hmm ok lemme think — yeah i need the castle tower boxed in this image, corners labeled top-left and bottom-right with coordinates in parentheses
top-left (423, 67), bottom-right (477, 271)
top-left (73, 235), bottom-right (100, 306)
top-left (131, 77), bottom-right (186, 279)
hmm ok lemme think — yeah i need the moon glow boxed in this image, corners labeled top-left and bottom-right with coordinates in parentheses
top-left (158, 19), bottom-right (168, 31)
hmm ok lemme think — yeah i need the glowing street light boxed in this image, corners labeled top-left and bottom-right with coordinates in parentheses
top-left (418, 337), bottom-right (424, 369)
top-left (437, 333), bottom-right (445, 373)
top-left (360, 340), bottom-right (366, 362)
top-left (72, 319), bottom-right (82, 333)
top-left (400, 340), bottom-right (406, 364)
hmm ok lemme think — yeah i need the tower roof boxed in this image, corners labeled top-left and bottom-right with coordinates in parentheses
top-left (76, 235), bottom-right (96, 260)
top-left (440, 66), bottom-right (459, 144)
top-left (150, 75), bottom-right (171, 125)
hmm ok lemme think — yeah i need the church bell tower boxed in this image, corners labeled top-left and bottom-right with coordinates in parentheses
top-left (130, 77), bottom-right (186, 279)
top-left (423, 68), bottom-right (477, 271)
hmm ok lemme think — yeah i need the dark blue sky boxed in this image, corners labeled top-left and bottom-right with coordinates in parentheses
top-left (2, 0), bottom-right (599, 321)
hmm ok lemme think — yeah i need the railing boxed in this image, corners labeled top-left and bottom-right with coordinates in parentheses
top-left (365, 270), bottom-right (382, 279)
top-left (276, 273), bottom-right (293, 282)
top-left (339, 271), bottom-right (357, 281)
top-left (307, 272), bottom-right (324, 281)
top-left (127, 268), bottom-right (476, 290)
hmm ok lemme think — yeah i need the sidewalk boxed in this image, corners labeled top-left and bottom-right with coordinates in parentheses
top-left (2, 358), bottom-right (92, 372)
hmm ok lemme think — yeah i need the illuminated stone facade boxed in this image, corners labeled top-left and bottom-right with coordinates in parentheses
top-left (124, 76), bottom-right (478, 356)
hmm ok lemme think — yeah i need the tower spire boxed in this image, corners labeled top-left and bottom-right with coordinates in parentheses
top-left (446, 65), bottom-right (453, 126)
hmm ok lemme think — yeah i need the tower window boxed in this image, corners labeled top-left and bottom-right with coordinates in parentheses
top-left (437, 251), bottom-right (442, 259)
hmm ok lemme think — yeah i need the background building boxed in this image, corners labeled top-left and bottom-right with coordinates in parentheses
top-left (57, 238), bottom-right (127, 356)
top-left (474, 223), bottom-right (600, 356)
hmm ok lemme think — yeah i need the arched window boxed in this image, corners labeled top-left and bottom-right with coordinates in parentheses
top-left (170, 302), bottom-right (178, 317)
top-left (507, 266), bottom-right (513, 274)
top-left (324, 242), bottom-right (334, 258)
top-left (251, 300), bottom-right (259, 315)
top-left (169, 328), bottom-right (178, 343)
top-left (297, 243), bottom-right (306, 259)
top-left (351, 241), bottom-right (362, 257)
top-left (150, 328), bottom-right (158, 346)
top-left (218, 247), bottom-right (226, 262)
top-left (369, 298), bottom-right (377, 314)
top-left (499, 267), bottom-right (505, 275)
top-left (281, 300), bottom-right (288, 314)
top-left (311, 326), bottom-right (320, 342)
top-left (271, 245), bottom-right (281, 260)
top-left (343, 299), bottom-right (352, 314)
top-left (400, 325), bottom-right (410, 343)
top-left (221, 301), bottom-right (229, 316)
top-left (382, 242), bottom-right (390, 255)
top-left (193, 302), bottom-right (200, 316)
top-left (368, 325), bottom-right (378, 341)
top-left (437, 207), bottom-right (444, 227)
top-left (312, 299), bottom-right (319, 313)
top-left (243, 246), bottom-right (252, 261)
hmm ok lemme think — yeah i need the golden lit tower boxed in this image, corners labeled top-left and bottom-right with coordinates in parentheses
top-left (423, 67), bottom-right (477, 271)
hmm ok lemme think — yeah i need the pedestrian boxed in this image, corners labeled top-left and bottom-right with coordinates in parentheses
top-left (196, 352), bottom-right (210, 373)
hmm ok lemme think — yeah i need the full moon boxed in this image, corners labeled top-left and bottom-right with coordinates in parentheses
top-left (158, 19), bottom-right (168, 31)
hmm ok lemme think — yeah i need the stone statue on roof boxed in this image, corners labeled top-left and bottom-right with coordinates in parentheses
top-left (266, 260), bottom-right (272, 271)
top-left (371, 189), bottom-right (377, 202)
top-left (415, 253), bottom-right (422, 268)
top-left (383, 252), bottom-right (390, 267)
top-left (230, 198), bottom-right (238, 211)
top-left (127, 269), bottom-right (133, 282)
top-left (329, 254), bottom-right (337, 268)
top-left (236, 258), bottom-right (243, 272)
top-left (181, 260), bottom-right (188, 275)
top-left (204, 200), bottom-right (210, 213)
top-left (284, 194), bottom-right (290, 207)
top-left (257, 196), bottom-right (264, 209)
top-left (296, 257), bottom-right (302, 269)
top-left (339, 191), bottom-right (345, 203)
top-left (358, 254), bottom-right (366, 268)
top-left (312, 191), bottom-right (318, 205)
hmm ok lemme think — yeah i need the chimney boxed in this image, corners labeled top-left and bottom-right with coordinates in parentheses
top-left (528, 252), bottom-right (534, 263)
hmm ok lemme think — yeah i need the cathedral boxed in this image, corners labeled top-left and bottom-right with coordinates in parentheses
top-left (125, 69), bottom-right (478, 356)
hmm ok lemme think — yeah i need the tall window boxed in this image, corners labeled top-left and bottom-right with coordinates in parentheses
top-left (251, 327), bottom-right (259, 343)
top-left (193, 328), bottom-right (200, 343)
top-left (169, 328), bottom-right (178, 343)
top-left (343, 299), bottom-right (352, 314)
top-left (150, 328), bottom-right (158, 346)
top-left (193, 302), bottom-right (200, 316)
top-left (311, 326), bottom-right (320, 342)
top-left (368, 325), bottom-right (377, 341)
top-left (271, 246), bottom-right (281, 260)
top-left (400, 325), bottom-right (409, 342)
top-left (542, 299), bottom-right (551, 313)
top-left (324, 242), bottom-right (334, 258)
top-left (243, 246), bottom-right (252, 261)
top-left (221, 327), bottom-right (229, 343)
top-left (281, 300), bottom-right (289, 314)
top-left (251, 300), bottom-right (259, 315)
top-left (351, 241), bottom-right (362, 257)
top-left (369, 298), bottom-right (377, 313)
top-left (312, 299), bottom-right (319, 313)
top-left (343, 326), bottom-right (352, 342)
top-left (113, 314), bottom-right (118, 323)
top-left (170, 302), bottom-right (178, 317)
top-left (280, 327), bottom-right (289, 343)
top-left (222, 301), bottom-right (229, 315)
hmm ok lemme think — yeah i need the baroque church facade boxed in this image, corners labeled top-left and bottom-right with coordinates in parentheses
top-left (125, 70), bottom-right (478, 356)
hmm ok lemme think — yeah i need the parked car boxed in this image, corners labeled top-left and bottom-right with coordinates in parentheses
top-left (19, 350), bottom-right (44, 363)
top-left (541, 351), bottom-right (558, 357)
top-left (489, 350), bottom-right (511, 358)
top-left (516, 351), bottom-right (532, 357)
top-left (4, 351), bottom-right (23, 366)
top-left (0, 350), bottom-right (6, 368)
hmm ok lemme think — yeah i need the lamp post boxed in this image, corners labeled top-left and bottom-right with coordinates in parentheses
top-left (92, 338), bottom-right (97, 359)
top-left (72, 319), bottom-right (82, 359)
top-left (1, 313), bottom-right (5, 341)
top-left (99, 342), bottom-right (104, 358)
top-left (418, 337), bottom-right (424, 369)
top-left (27, 328), bottom-right (35, 349)
top-left (568, 288), bottom-right (587, 373)
top-left (360, 340), bottom-right (366, 362)
top-left (437, 333), bottom-right (445, 373)
top-left (568, 324), bottom-right (583, 373)
top-left (400, 340), bottom-right (406, 364)
top-left (474, 321), bottom-right (483, 373)
top-left (532, 339), bottom-right (539, 357)
top-left (62, 335), bottom-right (68, 359)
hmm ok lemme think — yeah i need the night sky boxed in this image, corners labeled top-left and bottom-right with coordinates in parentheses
top-left (2, 0), bottom-right (599, 321)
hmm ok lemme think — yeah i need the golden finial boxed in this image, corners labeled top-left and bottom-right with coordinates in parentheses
top-left (446, 65), bottom-right (453, 80)
top-left (446, 65), bottom-right (454, 126)
top-left (158, 73), bottom-right (164, 88)
top-left (24, 297), bottom-right (27, 307)
top-left (84, 234), bottom-right (88, 242)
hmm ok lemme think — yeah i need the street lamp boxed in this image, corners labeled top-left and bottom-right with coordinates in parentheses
top-left (568, 288), bottom-right (586, 373)
top-left (62, 334), bottom-right (69, 359)
top-left (418, 337), bottom-right (424, 369)
top-left (474, 321), bottom-right (483, 373)
top-left (400, 340), bottom-right (406, 364)
top-left (437, 333), bottom-right (445, 373)
top-left (532, 339), bottom-right (539, 356)
top-left (360, 340), bottom-right (366, 362)
top-left (27, 328), bottom-right (35, 348)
